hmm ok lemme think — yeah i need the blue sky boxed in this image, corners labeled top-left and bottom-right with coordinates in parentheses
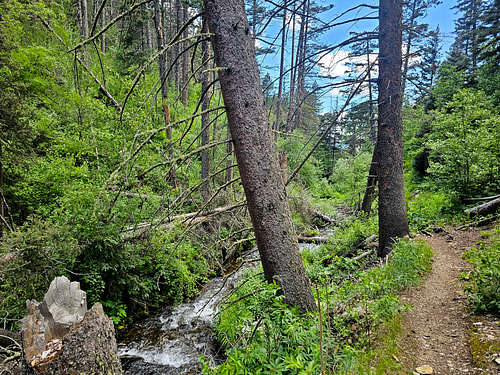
top-left (255, 0), bottom-right (459, 111)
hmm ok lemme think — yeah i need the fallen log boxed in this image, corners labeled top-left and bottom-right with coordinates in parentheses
top-left (297, 236), bottom-right (331, 244)
top-left (351, 249), bottom-right (373, 262)
top-left (121, 202), bottom-right (246, 240)
top-left (462, 194), bottom-right (500, 203)
top-left (464, 197), bottom-right (500, 218)
top-left (311, 209), bottom-right (336, 225)
top-left (455, 214), bottom-right (499, 230)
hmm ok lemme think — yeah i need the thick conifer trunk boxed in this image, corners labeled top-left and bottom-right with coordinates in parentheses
top-left (376, 0), bottom-right (409, 256)
top-left (204, 0), bottom-right (315, 311)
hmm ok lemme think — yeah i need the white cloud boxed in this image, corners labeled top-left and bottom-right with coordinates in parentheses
top-left (318, 49), bottom-right (378, 79)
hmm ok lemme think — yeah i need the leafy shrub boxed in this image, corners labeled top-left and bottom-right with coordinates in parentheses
top-left (327, 151), bottom-right (372, 206)
top-left (463, 226), bottom-right (500, 314)
top-left (427, 89), bottom-right (500, 197)
top-left (406, 191), bottom-right (455, 230)
top-left (0, 218), bottom-right (81, 329)
top-left (204, 239), bottom-right (432, 374)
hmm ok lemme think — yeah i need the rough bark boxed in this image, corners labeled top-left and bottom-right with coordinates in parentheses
top-left (20, 276), bottom-right (122, 374)
top-left (376, 0), bottom-right (409, 257)
top-left (204, 0), bottom-right (315, 311)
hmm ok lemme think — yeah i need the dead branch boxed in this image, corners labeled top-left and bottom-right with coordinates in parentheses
top-left (38, 17), bottom-right (121, 111)
top-left (455, 215), bottom-right (499, 230)
top-left (121, 201), bottom-right (246, 240)
top-left (351, 250), bottom-right (373, 262)
top-left (297, 236), bottom-right (331, 243)
top-left (462, 194), bottom-right (500, 203)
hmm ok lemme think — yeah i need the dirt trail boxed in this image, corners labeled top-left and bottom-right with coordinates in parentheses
top-left (399, 227), bottom-right (499, 375)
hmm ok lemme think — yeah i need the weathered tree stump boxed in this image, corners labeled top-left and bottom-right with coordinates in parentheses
top-left (20, 276), bottom-right (123, 374)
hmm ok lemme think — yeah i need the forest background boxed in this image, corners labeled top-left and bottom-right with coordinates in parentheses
top-left (0, 0), bottom-right (499, 373)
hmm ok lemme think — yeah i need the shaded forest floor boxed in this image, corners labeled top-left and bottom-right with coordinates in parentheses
top-left (398, 227), bottom-right (500, 375)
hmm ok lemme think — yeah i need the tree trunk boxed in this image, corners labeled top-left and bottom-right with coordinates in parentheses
top-left (273, 0), bottom-right (287, 138)
top-left (201, 20), bottom-right (211, 201)
top-left (100, 0), bottom-right (106, 52)
top-left (366, 39), bottom-right (376, 144)
top-left (154, 0), bottom-right (176, 186)
top-left (204, 0), bottom-right (315, 312)
top-left (376, 0), bottom-right (409, 257)
top-left (293, 0), bottom-right (309, 130)
top-left (401, 0), bottom-right (417, 97)
top-left (181, 3), bottom-right (189, 106)
top-left (80, 0), bottom-right (89, 39)
top-left (361, 142), bottom-right (378, 214)
top-left (286, 1), bottom-right (297, 132)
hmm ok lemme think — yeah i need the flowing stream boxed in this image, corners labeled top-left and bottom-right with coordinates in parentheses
top-left (119, 238), bottom-right (328, 375)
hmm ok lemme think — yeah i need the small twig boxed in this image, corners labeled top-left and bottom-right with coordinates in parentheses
top-left (0, 335), bottom-right (21, 351)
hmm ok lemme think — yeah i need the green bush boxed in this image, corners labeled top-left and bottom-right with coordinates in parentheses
top-left (203, 239), bottom-right (433, 374)
top-left (0, 218), bottom-right (81, 329)
top-left (406, 191), bottom-right (455, 230)
top-left (463, 226), bottom-right (500, 314)
top-left (427, 89), bottom-right (500, 197)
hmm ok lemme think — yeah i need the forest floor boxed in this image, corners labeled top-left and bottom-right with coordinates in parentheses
top-left (398, 226), bottom-right (500, 375)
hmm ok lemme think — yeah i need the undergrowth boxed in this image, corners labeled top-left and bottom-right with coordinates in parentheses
top-left (203, 237), bottom-right (433, 374)
top-left (462, 223), bottom-right (500, 314)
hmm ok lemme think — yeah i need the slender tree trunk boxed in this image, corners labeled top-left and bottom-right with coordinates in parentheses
top-left (80, 0), bottom-right (89, 39)
top-left (100, 1), bottom-right (106, 53)
top-left (361, 142), bottom-right (378, 214)
top-left (294, 0), bottom-right (310, 130)
top-left (401, 0), bottom-right (417, 97)
top-left (174, 0), bottom-right (181, 91)
top-left (201, 20), bottom-right (211, 201)
top-left (273, 0), bottom-right (287, 137)
top-left (286, 1), bottom-right (297, 132)
top-left (181, 3), bottom-right (189, 106)
top-left (204, 0), bottom-right (315, 312)
top-left (366, 40), bottom-right (376, 144)
top-left (154, 0), bottom-right (176, 186)
top-left (377, 0), bottom-right (409, 256)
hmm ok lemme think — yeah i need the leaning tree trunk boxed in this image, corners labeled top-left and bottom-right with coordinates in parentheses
top-left (361, 141), bottom-right (378, 215)
top-left (204, 0), bottom-right (315, 312)
top-left (376, 0), bottom-right (409, 257)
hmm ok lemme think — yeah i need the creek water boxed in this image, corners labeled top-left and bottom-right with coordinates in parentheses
top-left (119, 239), bottom-right (327, 375)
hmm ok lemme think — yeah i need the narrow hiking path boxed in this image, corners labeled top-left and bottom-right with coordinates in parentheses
top-left (399, 227), bottom-right (500, 375)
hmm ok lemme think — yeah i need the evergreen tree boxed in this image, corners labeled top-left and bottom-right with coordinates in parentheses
top-left (401, 0), bottom-right (442, 96)
top-left (449, 0), bottom-right (485, 75)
